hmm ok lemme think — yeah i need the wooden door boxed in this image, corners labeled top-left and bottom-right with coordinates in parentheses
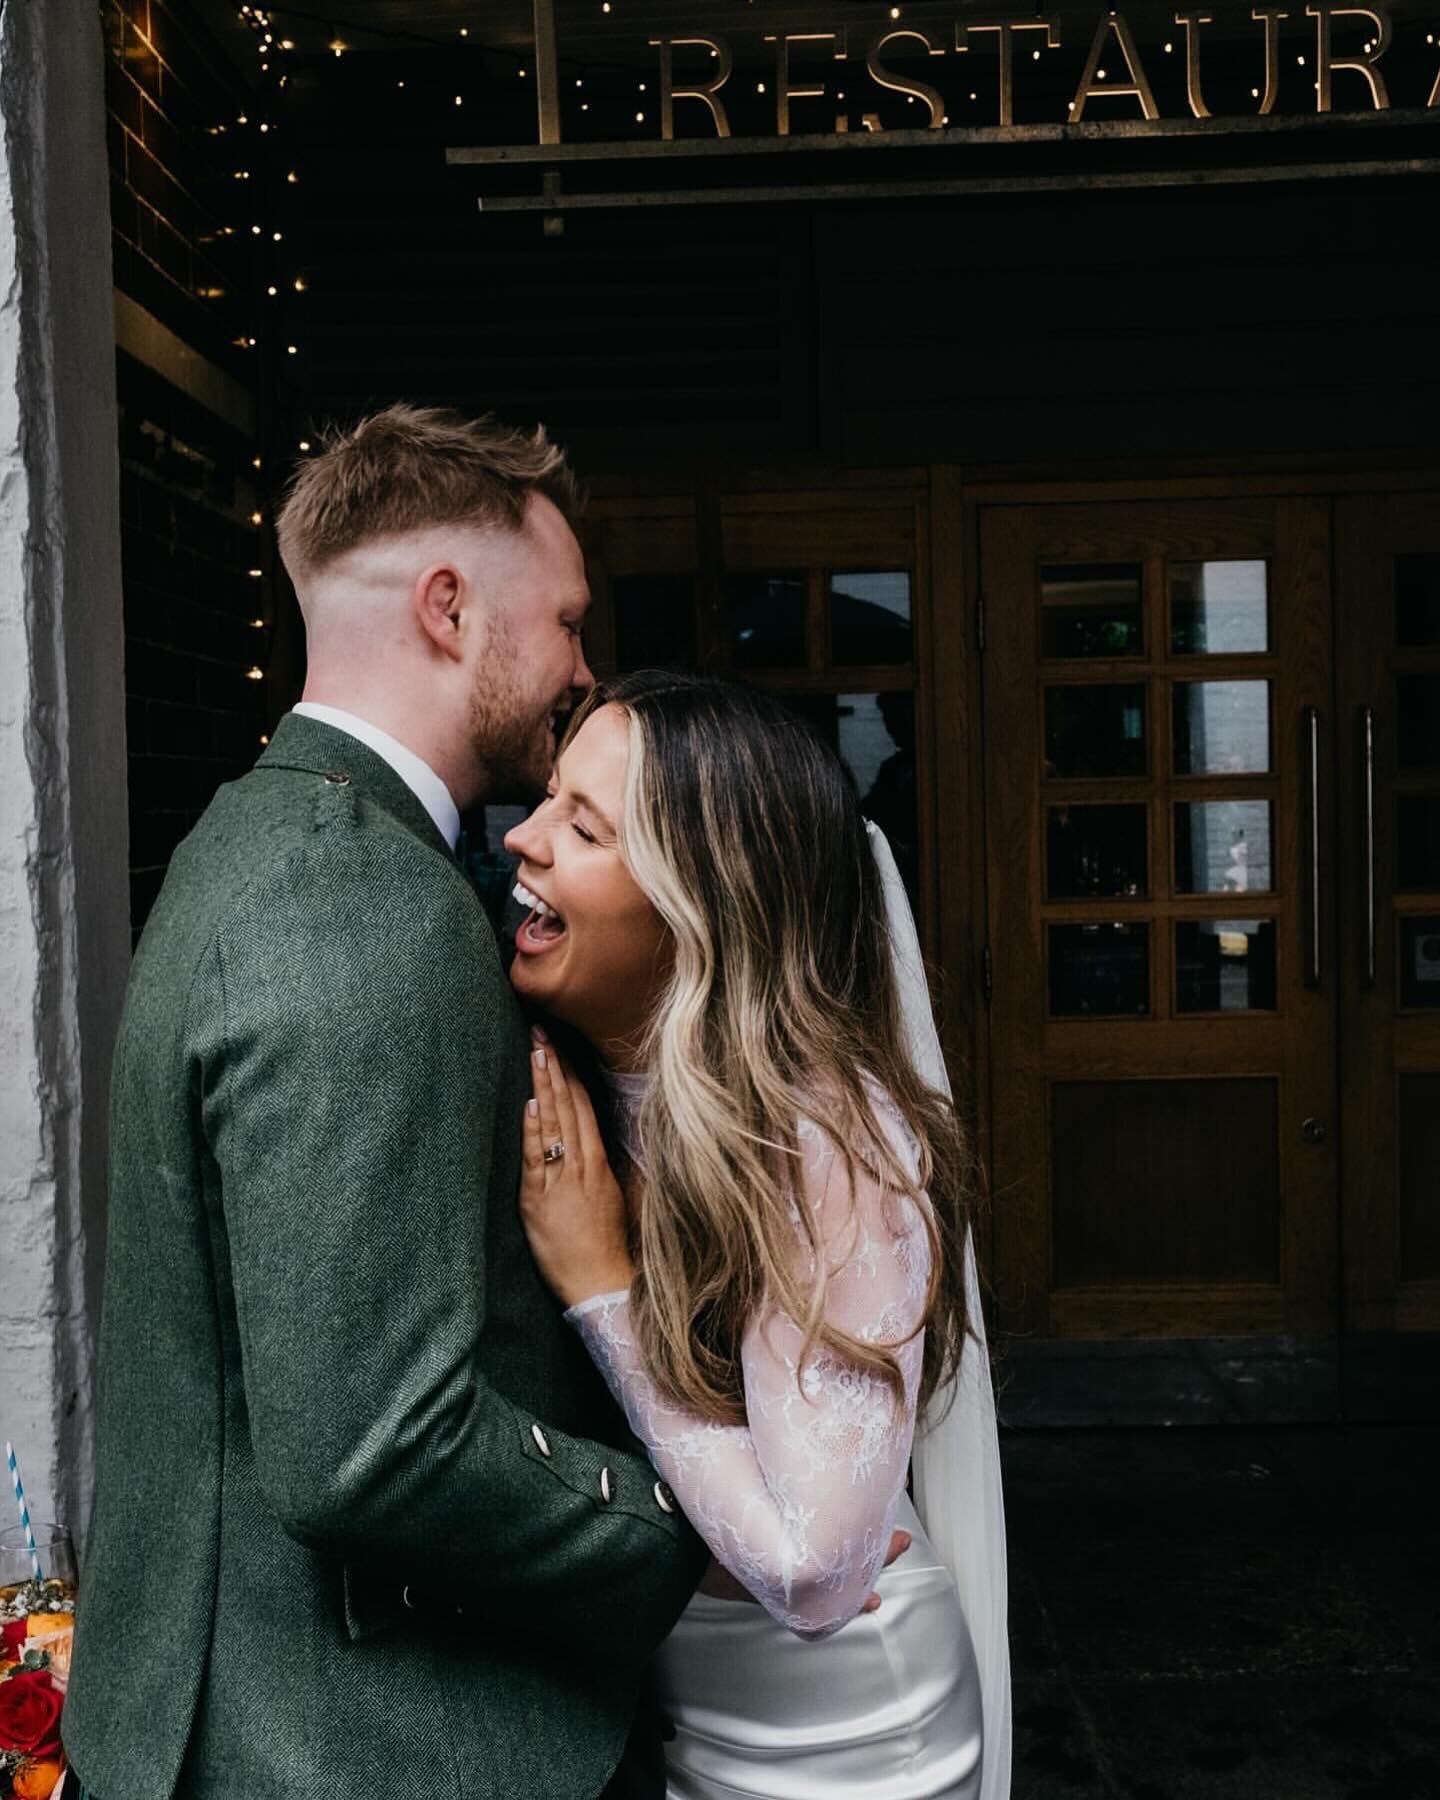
top-left (1336, 492), bottom-right (1440, 1337)
top-left (981, 497), bottom-right (1338, 1341)
top-left (585, 475), bottom-right (937, 940)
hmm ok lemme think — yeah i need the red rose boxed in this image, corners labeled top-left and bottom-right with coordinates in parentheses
top-left (0, 1670), bottom-right (64, 1760)
top-left (0, 1620), bottom-right (25, 1658)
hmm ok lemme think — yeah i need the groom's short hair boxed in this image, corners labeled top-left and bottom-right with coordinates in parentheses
top-left (276, 403), bottom-right (582, 581)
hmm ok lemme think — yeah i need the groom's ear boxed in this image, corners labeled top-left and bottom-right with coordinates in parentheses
top-left (413, 562), bottom-right (465, 662)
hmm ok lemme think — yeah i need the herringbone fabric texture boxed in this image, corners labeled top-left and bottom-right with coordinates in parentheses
top-left (62, 713), bottom-right (705, 1800)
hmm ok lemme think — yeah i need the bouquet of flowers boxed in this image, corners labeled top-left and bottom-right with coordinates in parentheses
top-left (0, 1576), bottom-right (74, 1798)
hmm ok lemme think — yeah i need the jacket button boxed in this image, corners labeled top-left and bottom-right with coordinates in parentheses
top-left (653, 1480), bottom-right (676, 1515)
top-left (531, 1423), bottom-right (552, 1457)
top-left (599, 1467), bottom-right (612, 1503)
top-left (322, 770), bottom-right (351, 786)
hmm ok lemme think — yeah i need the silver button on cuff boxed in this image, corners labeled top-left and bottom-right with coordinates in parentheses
top-left (531, 1423), bottom-right (552, 1457)
top-left (653, 1480), bottom-right (676, 1515)
top-left (599, 1466), bottom-right (612, 1503)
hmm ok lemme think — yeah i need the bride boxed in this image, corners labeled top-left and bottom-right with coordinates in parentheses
top-left (504, 672), bottom-right (1010, 1800)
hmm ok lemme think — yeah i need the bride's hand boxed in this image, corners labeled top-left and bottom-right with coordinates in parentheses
top-left (520, 1029), bottom-right (635, 1310)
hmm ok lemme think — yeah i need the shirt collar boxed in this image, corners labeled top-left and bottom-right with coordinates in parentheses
top-left (292, 703), bottom-right (461, 851)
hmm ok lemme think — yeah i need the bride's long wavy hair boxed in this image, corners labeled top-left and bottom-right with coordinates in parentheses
top-left (566, 670), bottom-right (975, 1426)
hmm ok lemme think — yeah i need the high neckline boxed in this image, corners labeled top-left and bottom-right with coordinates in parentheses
top-left (600, 1064), bottom-right (652, 1105)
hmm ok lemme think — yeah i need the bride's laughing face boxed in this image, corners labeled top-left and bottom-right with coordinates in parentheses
top-left (504, 704), bottom-right (671, 1061)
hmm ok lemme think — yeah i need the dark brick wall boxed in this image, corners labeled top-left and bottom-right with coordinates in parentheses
top-left (104, 0), bottom-right (272, 934)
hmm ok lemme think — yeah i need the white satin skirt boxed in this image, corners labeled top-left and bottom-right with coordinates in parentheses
top-left (652, 1496), bottom-right (983, 1800)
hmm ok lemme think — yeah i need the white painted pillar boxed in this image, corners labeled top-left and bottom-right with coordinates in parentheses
top-left (1, 0), bottom-right (130, 1545)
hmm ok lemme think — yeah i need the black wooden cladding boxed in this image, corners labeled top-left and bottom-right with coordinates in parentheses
top-left (106, 0), bottom-right (267, 935)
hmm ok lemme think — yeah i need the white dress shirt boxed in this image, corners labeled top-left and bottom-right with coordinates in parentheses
top-left (293, 703), bottom-right (461, 852)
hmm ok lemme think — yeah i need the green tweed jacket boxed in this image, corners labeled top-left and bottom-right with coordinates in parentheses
top-left (64, 713), bottom-right (706, 1800)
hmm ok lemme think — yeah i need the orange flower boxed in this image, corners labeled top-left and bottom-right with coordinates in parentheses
top-left (13, 1756), bottom-right (64, 1799)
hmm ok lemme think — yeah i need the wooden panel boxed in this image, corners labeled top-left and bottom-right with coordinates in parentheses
top-left (1051, 1078), bottom-right (1280, 1286)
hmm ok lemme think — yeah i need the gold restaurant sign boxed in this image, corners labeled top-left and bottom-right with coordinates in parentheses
top-left (450, 1), bottom-right (1440, 209)
top-left (640, 7), bottom-right (1425, 134)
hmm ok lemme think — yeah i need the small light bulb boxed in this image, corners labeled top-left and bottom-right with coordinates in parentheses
top-left (267, 284), bottom-right (277, 295)
top-left (246, 667), bottom-right (264, 681)
top-left (249, 568), bottom-right (264, 578)
top-left (299, 439), bottom-right (312, 450)
top-left (251, 511), bottom-right (263, 524)
top-left (635, 110), bottom-right (644, 121)
top-left (287, 344), bottom-right (298, 355)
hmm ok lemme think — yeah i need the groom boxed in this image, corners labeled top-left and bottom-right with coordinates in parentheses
top-left (63, 406), bottom-right (708, 1799)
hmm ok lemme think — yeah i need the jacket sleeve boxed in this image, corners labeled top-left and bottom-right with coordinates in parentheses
top-left (200, 820), bottom-right (706, 1651)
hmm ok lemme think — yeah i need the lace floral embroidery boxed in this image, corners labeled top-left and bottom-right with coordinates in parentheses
top-left (569, 1083), bottom-right (931, 1640)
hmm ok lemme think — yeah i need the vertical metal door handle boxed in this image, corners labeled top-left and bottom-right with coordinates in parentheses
top-left (1305, 707), bottom-right (1321, 989)
top-left (1362, 705), bottom-right (1376, 986)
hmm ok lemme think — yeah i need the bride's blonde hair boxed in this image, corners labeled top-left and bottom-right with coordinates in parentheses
top-left (568, 672), bottom-right (975, 1426)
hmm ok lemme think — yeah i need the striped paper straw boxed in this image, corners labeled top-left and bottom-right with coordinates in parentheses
top-left (4, 1442), bottom-right (43, 1581)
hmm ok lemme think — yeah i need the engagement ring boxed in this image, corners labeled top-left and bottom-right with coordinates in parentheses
top-left (543, 1140), bottom-right (566, 1164)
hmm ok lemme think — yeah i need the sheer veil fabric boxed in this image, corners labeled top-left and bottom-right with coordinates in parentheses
top-left (866, 823), bottom-right (1013, 1800)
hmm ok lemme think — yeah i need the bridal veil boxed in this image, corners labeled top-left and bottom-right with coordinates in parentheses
top-left (867, 823), bottom-right (1013, 1800)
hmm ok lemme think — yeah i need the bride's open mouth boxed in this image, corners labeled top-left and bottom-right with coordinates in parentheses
top-left (513, 879), bottom-right (568, 955)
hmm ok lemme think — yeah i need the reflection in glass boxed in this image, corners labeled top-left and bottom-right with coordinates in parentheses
top-left (1172, 681), bottom-right (1270, 774)
top-left (1170, 560), bottom-right (1268, 654)
top-left (1397, 675), bottom-right (1440, 771)
top-left (830, 571), bottom-right (912, 666)
top-left (1175, 801), bottom-right (1273, 895)
top-left (1046, 805), bottom-right (1147, 899)
top-left (783, 692), bottom-right (917, 909)
top-left (1176, 920), bottom-right (1278, 1012)
top-left (728, 572), bottom-right (806, 669)
top-left (612, 574), bottom-right (698, 674)
top-left (1040, 564), bottom-right (1143, 659)
top-left (1045, 685), bottom-right (1146, 779)
top-left (1396, 554), bottom-right (1440, 647)
top-left (1048, 922), bottom-right (1149, 1016)
top-left (1398, 797), bottom-right (1440, 890)
top-left (1399, 916), bottom-right (1440, 1009)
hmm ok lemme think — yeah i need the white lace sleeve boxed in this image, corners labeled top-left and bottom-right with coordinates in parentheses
top-left (567, 1101), bottom-right (931, 1641)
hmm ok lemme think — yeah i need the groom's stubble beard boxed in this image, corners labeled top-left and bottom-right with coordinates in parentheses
top-left (466, 612), bottom-right (555, 805)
